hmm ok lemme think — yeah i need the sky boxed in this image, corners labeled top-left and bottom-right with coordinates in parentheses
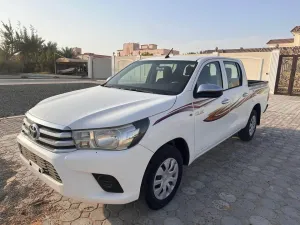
top-left (1, 0), bottom-right (300, 55)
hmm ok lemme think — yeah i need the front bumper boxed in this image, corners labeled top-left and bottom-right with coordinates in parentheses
top-left (17, 133), bottom-right (153, 204)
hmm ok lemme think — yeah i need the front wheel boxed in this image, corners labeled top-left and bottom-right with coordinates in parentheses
top-left (238, 110), bottom-right (257, 141)
top-left (144, 145), bottom-right (183, 210)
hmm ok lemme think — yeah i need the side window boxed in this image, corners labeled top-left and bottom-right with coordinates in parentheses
top-left (197, 61), bottom-right (223, 88)
top-left (224, 61), bottom-right (242, 89)
top-left (118, 63), bottom-right (151, 84)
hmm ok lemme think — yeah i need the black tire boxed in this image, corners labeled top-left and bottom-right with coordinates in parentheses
top-left (238, 110), bottom-right (257, 141)
top-left (143, 145), bottom-right (183, 210)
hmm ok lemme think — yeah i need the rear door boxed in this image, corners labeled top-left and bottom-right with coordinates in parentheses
top-left (220, 60), bottom-right (250, 132)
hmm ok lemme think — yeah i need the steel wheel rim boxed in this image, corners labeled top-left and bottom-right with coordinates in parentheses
top-left (249, 115), bottom-right (256, 136)
top-left (153, 158), bottom-right (179, 200)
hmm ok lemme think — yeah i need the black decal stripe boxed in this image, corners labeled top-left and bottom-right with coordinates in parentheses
top-left (204, 87), bottom-right (268, 122)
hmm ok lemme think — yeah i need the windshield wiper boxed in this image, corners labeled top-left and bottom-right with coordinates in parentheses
top-left (121, 87), bottom-right (154, 93)
top-left (104, 85), bottom-right (155, 94)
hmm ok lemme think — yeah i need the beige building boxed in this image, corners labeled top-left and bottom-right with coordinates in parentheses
top-left (267, 26), bottom-right (300, 47)
top-left (117, 42), bottom-right (179, 56)
top-left (72, 47), bottom-right (82, 56)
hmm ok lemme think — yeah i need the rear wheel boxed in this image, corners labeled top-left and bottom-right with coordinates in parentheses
top-left (144, 145), bottom-right (183, 210)
top-left (238, 110), bottom-right (257, 141)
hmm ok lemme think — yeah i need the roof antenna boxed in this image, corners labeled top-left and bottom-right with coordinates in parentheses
top-left (165, 48), bottom-right (173, 58)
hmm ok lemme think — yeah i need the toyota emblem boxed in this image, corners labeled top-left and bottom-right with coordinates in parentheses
top-left (29, 124), bottom-right (40, 140)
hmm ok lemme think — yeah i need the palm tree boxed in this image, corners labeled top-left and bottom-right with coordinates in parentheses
top-left (0, 20), bottom-right (75, 73)
top-left (38, 41), bottom-right (58, 72)
top-left (0, 21), bottom-right (19, 60)
top-left (59, 47), bottom-right (74, 58)
top-left (16, 25), bottom-right (44, 72)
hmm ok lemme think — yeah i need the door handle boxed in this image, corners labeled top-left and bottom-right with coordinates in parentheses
top-left (243, 92), bottom-right (249, 97)
top-left (222, 99), bottom-right (230, 104)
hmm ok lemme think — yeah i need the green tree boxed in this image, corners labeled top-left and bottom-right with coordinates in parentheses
top-left (0, 20), bottom-right (19, 60)
top-left (141, 52), bottom-right (153, 56)
top-left (59, 47), bottom-right (74, 58)
top-left (18, 25), bottom-right (44, 72)
top-left (0, 20), bottom-right (75, 73)
top-left (38, 41), bottom-right (58, 72)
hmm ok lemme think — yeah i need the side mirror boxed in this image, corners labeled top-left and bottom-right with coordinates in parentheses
top-left (196, 84), bottom-right (223, 98)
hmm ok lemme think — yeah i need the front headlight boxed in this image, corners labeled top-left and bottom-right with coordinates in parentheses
top-left (72, 118), bottom-right (149, 150)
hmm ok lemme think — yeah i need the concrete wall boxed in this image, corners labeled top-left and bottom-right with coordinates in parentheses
top-left (91, 57), bottom-right (112, 79)
top-left (267, 43), bottom-right (294, 48)
top-left (294, 33), bottom-right (300, 46)
top-left (218, 52), bottom-right (272, 81)
top-left (113, 56), bottom-right (139, 74)
top-left (268, 50), bottom-right (280, 94)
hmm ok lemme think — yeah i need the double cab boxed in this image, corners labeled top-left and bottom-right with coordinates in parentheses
top-left (17, 56), bottom-right (269, 209)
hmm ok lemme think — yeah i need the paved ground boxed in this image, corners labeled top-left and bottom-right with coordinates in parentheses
top-left (0, 73), bottom-right (88, 79)
top-left (1, 95), bottom-right (300, 225)
top-left (0, 83), bottom-right (99, 117)
top-left (0, 79), bottom-right (100, 85)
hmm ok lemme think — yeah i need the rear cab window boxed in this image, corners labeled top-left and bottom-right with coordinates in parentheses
top-left (223, 61), bottom-right (243, 89)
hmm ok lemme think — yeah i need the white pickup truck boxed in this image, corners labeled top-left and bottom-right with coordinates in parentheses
top-left (17, 56), bottom-right (269, 209)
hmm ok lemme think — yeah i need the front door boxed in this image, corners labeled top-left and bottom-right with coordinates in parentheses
top-left (275, 55), bottom-right (300, 96)
top-left (193, 60), bottom-right (237, 156)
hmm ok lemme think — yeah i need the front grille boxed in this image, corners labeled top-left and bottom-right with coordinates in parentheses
top-left (21, 117), bottom-right (76, 152)
top-left (20, 145), bottom-right (62, 183)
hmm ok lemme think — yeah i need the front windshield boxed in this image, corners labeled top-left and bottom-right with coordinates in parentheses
top-left (104, 60), bottom-right (198, 95)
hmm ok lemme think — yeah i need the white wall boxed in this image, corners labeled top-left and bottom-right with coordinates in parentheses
top-left (90, 57), bottom-right (112, 79)
top-left (268, 50), bottom-right (280, 94)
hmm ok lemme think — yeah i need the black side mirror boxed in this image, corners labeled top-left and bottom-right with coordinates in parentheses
top-left (195, 84), bottom-right (223, 98)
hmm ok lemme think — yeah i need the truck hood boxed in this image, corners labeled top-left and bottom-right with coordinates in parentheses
top-left (28, 86), bottom-right (176, 129)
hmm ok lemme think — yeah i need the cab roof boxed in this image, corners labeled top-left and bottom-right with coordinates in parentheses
top-left (140, 55), bottom-right (236, 62)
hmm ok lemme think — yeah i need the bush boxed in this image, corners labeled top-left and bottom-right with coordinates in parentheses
top-left (0, 60), bottom-right (23, 74)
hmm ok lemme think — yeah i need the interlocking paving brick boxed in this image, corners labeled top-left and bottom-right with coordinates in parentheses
top-left (212, 200), bottom-right (230, 211)
top-left (181, 186), bottom-right (197, 195)
top-left (60, 209), bottom-right (81, 222)
top-left (163, 199), bottom-right (180, 212)
top-left (52, 200), bottom-right (71, 210)
top-left (1, 95), bottom-right (300, 224)
top-left (78, 203), bottom-right (98, 212)
top-left (106, 204), bottom-right (125, 217)
top-left (71, 218), bottom-right (93, 225)
top-left (220, 216), bottom-right (242, 225)
top-left (102, 218), bottom-right (123, 225)
top-left (249, 216), bottom-right (271, 225)
top-left (118, 208), bottom-right (138, 221)
top-left (89, 208), bottom-right (110, 221)
top-left (281, 206), bottom-right (300, 219)
top-left (164, 217), bottom-right (183, 225)
top-left (219, 193), bottom-right (236, 203)
top-left (190, 180), bottom-right (205, 190)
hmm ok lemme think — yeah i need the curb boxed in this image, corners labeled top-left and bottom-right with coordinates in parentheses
top-left (0, 115), bottom-right (24, 120)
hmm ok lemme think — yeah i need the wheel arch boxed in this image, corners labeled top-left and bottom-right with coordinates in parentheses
top-left (140, 137), bottom-right (190, 192)
top-left (253, 103), bottom-right (261, 125)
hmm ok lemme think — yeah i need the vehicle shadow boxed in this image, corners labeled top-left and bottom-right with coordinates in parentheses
top-left (103, 126), bottom-right (300, 224)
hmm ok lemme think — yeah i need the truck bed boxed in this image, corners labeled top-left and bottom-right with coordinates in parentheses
top-left (248, 80), bottom-right (268, 87)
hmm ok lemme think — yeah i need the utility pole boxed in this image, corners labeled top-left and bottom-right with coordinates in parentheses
top-left (54, 53), bottom-right (56, 74)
